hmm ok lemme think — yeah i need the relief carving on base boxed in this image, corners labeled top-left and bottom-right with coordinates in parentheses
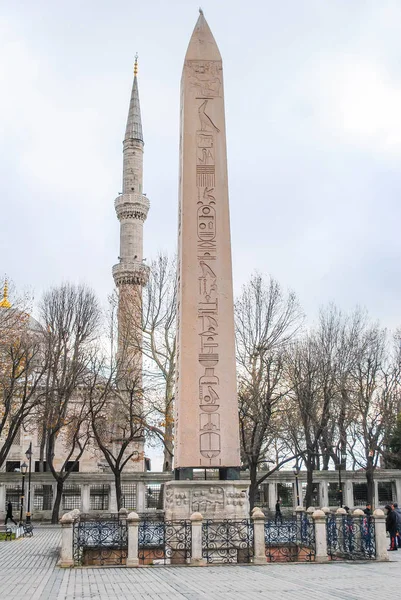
top-left (191, 486), bottom-right (224, 513)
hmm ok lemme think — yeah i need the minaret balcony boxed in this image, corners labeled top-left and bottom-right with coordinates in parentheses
top-left (112, 260), bottom-right (150, 286)
top-left (115, 193), bottom-right (150, 222)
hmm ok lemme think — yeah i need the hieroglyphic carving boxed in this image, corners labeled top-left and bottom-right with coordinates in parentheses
top-left (186, 60), bottom-right (222, 98)
top-left (191, 70), bottom-right (222, 465)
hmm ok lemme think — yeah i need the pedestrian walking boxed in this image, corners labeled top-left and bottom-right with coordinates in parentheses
top-left (275, 499), bottom-right (283, 525)
top-left (385, 504), bottom-right (398, 551)
top-left (363, 503), bottom-right (372, 517)
top-left (5, 501), bottom-right (17, 526)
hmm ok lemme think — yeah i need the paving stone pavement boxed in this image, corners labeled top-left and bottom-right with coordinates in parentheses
top-left (0, 526), bottom-right (400, 600)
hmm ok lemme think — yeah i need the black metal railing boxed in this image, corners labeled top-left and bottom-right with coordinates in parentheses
top-left (264, 516), bottom-right (315, 562)
top-left (138, 514), bottom-right (191, 565)
top-left (326, 514), bottom-right (376, 560)
top-left (73, 514), bottom-right (127, 566)
top-left (202, 519), bottom-right (254, 564)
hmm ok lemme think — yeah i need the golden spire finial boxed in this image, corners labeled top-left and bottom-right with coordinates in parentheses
top-left (0, 278), bottom-right (11, 309)
top-left (134, 53), bottom-right (138, 77)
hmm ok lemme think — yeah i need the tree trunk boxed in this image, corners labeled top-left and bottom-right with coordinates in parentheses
top-left (366, 462), bottom-right (375, 507)
top-left (51, 479), bottom-right (64, 524)
top-left (114, 471), bottom-right (122, 511)
top-left (163, 398), bottom-right (174, 471)
top-left (248, 461), bottom-right (258, 513)
top-left (304, 455), bottom-right (314, 509)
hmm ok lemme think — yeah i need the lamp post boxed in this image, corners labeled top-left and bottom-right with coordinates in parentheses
top-left (337, 447), bottom-right (347, 508)
top-left (25, 443), bottom-right (33, 524)
top-left (19, 462), bottom-right (28, 526)
top-left (292, 462), bottom-right (300, 507)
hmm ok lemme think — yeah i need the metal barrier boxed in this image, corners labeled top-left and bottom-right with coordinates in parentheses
top-left (202, 519), bottom-right (254, 564)
top-left (264, 516), bottom-right (315, 562)
top-left (73, 513), bottom-right (127, 566)
top-left (138, 514), bottom-right (191, 565)
top-left (326, 514), bottom-right (376, 560)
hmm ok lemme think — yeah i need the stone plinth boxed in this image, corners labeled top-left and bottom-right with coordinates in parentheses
top-left (164, 480), bottom-right (250, 521)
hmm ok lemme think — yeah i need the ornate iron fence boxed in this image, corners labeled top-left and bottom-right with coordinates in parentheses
top-left (326, 514), bottom-right (376, 560)
top-left (73, 514), bottom-right (127, 566)
top-left (138, 514), bottom-right (191, 565)
top-left (202, 519), bottom-right (254, 564)
top-left (264, 516), bottom-right (315, 562)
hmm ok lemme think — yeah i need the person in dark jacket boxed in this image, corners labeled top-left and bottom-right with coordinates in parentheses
top-left (363, 503), bottom-right (372, 516)
top-left (5, 501), bottom-right (17, 526)
top-left (385, 504), bottom-right (398, 551)
top-left (275, 499), bottom-right (283, 525)
top-left (392, 503), bottom-right (401, 548)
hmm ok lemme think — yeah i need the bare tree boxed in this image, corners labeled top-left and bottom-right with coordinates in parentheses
top-left (38, 283), bottom-right (101, 523)
top-left (347, 325), bottom-right (400, 505)
top-left (235, 273), bottom-right (303, 510)
top-left (89, 359), bottom-right (145, 510)
top-left (115, 253), bottom-right (177, 471)
top-left (0, 296), bottom-right (47, 467)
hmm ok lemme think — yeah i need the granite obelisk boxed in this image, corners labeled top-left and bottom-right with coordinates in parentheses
top-left (175, 11), bottom-right (240, 476)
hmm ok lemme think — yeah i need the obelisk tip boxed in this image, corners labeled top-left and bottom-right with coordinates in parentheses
top-left (184, 9), bottom-right (221, 61)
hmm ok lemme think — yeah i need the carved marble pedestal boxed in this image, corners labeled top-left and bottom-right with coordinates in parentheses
top-left (164, 480), bottom-right (250, 521)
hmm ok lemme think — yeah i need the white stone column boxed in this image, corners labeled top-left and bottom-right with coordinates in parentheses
top-left (268, 482), bottom-right (277, 512)
top-left (190, 512), bottom-right (206, 566)
top-left (373, 479), bottom-right (379, 509)
top-left (81, 484), bottom-right (90, 513)
top-left (313, 509), bottom-right (328, 563)
top-left (110, 484), bottom-right (118, 513)
top-left (58, 513), bottom-right (74, 567)
top-left (252, 509), bottom-right (266, 565)
top-left (126, 511), bottom-right (140, 567)
top-left (137, 482), bottom-right (145, 513)
top-left (0, 483), bottom-right (5, 515)
top-left (343, 480), bottom-right (353, 508)
top-left (373, 508), bottom-right (389, 561)
top-left (395, 478), bottom-right (401, 504)
top-left (319, 481), bottom-right (328, 509)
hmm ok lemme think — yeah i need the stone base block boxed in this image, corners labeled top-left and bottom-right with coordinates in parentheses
top-left (164, 480), bottom-right (250, 520)
top-left (126, 558), bottom-right (140, 567)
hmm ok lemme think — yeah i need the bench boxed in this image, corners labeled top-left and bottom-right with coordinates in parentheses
top-left (0, 525), bottom-right (13, 541)
top-left (23, 523), bottom-right (33, 537)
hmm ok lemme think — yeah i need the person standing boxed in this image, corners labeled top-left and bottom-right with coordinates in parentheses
top-left (275, 499), bottom-right (283, 525)
top-left (392, 503), bottom-right (401, 548)
top-left (363, 503), bottom-right (372, 516)
top-left (5, 501), bottom-right (17, 526)
top-left (385, 504), bottom-right (398, 551)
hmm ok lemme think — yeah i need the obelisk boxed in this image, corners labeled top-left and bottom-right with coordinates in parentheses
top-left (165, 12), bottom-right (249, 519)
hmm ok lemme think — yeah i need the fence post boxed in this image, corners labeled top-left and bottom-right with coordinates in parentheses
top-left (190, 512), bottom-right (206, 566)
top-left (373, 508), bottom-right (389, 561)
top-left (252, 508), bottom-right (266, 565)
top-left (352, 508), bottom-right (364, 554)
top-left (312, 509), bottom-right (328, 563)
top-left (58, 512), bottom-right (74, 567)
top-left (126, 511), bottom-right (140, 567)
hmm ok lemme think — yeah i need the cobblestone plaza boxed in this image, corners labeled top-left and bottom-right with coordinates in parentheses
top-left (0, 527), bottom-right (399, 600)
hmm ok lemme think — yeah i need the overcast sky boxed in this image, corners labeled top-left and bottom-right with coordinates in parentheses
top-left (1, 0), bottom-right (401, 331)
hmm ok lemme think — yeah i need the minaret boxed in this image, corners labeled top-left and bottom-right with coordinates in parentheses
top-left (112, 56), bottom-right (150, 360)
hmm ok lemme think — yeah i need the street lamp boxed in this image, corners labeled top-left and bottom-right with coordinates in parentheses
top-left (25, 443), bottom-right (33, 524)
top-left (292, 462), bottom-right (300, 507)
top-left (337, 447), bottom-right (347, 508)
top-left (19, 462), bottom-right (28, 526)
